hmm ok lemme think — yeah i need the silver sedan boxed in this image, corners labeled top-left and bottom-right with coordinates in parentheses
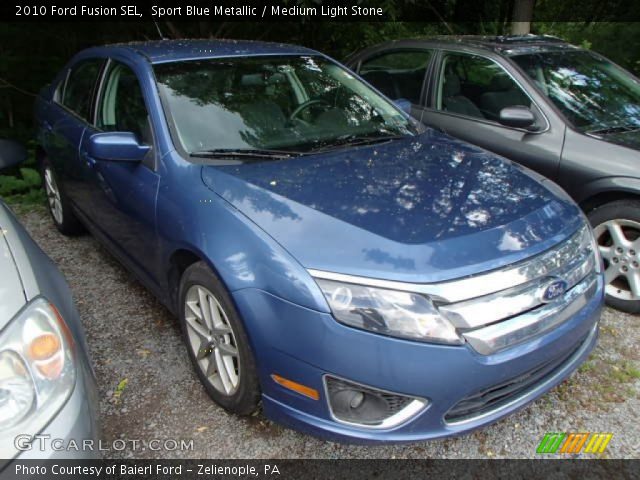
top-left (0, 140), bottom-right (99, 464)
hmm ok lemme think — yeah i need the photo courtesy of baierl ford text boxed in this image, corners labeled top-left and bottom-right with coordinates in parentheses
top-left (0, 1), bottom-right (639, 479)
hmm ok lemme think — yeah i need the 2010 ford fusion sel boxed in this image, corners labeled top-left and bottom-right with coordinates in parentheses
top-left (34, 40), bottom-right (604, 442)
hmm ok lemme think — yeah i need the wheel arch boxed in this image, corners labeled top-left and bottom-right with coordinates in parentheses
top-left (577, 178), bottom-right (640, 213)
top-left (167, 248), bottom-right (209, 314)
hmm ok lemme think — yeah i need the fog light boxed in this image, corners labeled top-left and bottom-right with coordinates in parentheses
top-left (324, 376), bottom-right (427, 428)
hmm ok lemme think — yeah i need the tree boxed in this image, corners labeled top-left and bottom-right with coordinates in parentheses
top-left (511, 0), bottom-right (535, 35)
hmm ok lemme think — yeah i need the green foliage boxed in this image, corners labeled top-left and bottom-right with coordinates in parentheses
top-left (0, 148), bottom-right (44, 207)
top-left (534, 22), bottom-right (640, 75)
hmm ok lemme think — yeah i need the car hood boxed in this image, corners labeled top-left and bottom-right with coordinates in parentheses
top-left (0, 219), bottom-right (26, 328)
top-left (202, 130), bottom-right (583, 283)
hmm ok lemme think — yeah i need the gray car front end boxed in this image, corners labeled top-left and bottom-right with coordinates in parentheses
top-left (0, 202), bottom-right (99, 464)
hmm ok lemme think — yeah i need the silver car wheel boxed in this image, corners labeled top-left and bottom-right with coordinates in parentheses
top-left (44, 167), bottom-right (63, 225)
top-left (184, 285), bottom-right (240, 395)
top-left (594, 219), bottom-right (640, 301)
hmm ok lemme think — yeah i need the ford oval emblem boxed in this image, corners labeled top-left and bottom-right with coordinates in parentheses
top-left (541, 279), bottom-right (568, 303)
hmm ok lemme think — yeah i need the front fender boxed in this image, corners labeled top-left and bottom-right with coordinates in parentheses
top-left (155, 165), bottom-right (329, 313)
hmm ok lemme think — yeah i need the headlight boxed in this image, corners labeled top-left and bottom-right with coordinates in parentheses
top-left (315, 279), bottom-right (462, 344)
top-left (0, 298), bottom-right (76, 458)
top-left (581, 216), bottom-right (603, 274)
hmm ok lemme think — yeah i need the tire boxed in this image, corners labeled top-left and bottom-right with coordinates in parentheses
top-left (178, 261), bottom-right (261, 415)
top-left (587, 199), bottom-right (640, 314)
top-left (40, 158), bottom-right (84, 236)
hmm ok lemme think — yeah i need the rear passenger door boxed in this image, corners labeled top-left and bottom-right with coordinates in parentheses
top-left (421, 50), bottom-right (564, 180)
top-left (356, 49), bottom-right (433, 118)
top-left (48, 58), bottom-right (105, 212)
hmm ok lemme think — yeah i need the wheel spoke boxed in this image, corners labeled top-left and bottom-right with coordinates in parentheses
top-left (185, 314), bottom-right (209, 339)
top-left (197, 288), bottom-right (214, 330)
top-left (627, 272), bottom-right (640, 298)
top-left (217, 342), bottom-right (238, 358)
top-left (598, 245), bottom-right (613, 260)
top-left (205, 354), bottom-right (218, 378)
top-left (608, 222), bottom-right (629, 247)
top-left (604, 265), bottom-right (619, 284)
top-left (214, 348), bottom-right (233, 394)
top-left (45, 171), bottom-right (55, 192)
top-left (208, 296), bottom-right (223, 328)
top-left (211, 324), bottom-right (231, 336)
top-left (224, 355), bottom-right (239, 388)
top-left (186, 300), bottom-right (204, 321)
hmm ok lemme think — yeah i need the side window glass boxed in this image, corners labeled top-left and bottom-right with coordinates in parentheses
top-left (437, 53), bottom-right (531, 121)
top-left (98, 62), bottom-right (152, 145)
top-left (61, 60), bottom-right (103, 120)
top-left (359, 50), bottom-right (432, 103)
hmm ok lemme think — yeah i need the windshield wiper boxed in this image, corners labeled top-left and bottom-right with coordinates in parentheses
top-left (189, 148), bottom-right (303, 160)
top-left (587, 124), bottom-right (640, 135)
top-left (309, 134), bottom-right (407, 154)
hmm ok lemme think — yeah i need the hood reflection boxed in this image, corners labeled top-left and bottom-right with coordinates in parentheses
top-left (210, 129), bottom-right (556, 245)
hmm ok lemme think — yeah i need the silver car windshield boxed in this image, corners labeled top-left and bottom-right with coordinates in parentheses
top-left (511, 49), bottom-right (640, 133)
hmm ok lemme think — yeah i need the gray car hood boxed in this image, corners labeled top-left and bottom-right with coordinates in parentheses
top-left (0, 212), bottom-right (26, 329)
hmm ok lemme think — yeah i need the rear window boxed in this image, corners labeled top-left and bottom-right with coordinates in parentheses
top-left (61, 60), bottom-right (103, 120)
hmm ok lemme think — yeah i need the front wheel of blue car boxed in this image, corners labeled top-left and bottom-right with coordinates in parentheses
top-left (179, 261), bottom-right (261, 415)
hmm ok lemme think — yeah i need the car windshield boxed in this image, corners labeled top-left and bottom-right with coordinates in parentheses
top-left (154, 55), bottom-right (419, 156)
top-left (511, 50), bottom-right (640, 133)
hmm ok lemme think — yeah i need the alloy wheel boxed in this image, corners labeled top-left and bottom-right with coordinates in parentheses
top-left (44, 167), bottom-right (63, 224)
top-left (184, 285), bottom-right (241, 395)
top-left (594, 219), bottom-right (640, 301)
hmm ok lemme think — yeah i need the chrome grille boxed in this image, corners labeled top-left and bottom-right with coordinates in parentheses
top-left (436, 224), bottom-right (599, 354)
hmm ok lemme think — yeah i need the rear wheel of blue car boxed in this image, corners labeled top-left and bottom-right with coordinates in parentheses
top-left (588, 199), bottom-right (640, 314)
top-left (41, 158), bottom-right (84, 236)
top-left (179, 261), bottom-right (261, 415)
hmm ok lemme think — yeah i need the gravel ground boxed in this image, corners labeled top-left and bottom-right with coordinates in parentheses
top-left (16, 207), bottom-right (640, 459)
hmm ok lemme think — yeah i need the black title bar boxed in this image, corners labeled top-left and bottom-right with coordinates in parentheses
top-left (2, 0), bottom-right (640, 22)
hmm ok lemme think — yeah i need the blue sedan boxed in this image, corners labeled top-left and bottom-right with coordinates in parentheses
top-left (34, 40), bottom-right (603, 443)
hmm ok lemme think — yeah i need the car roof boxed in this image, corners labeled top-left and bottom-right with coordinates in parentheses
top-left (83, 39), bottom-right (319, 64)
top-left (368, 35), bottom-right (581, 56)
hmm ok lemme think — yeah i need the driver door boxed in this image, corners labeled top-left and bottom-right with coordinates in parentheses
top-left (80, 59), bottom-right (160, 284)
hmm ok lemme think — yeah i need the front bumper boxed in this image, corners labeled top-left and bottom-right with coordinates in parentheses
top-left (232, 274), bottom-right (603, 444)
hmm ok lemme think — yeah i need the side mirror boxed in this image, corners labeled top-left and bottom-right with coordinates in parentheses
top-left (394, 98), bottom-right (412, 115)
top-left (0, 139), bottom-right (27, 171)
top-left (498, 106), bottom-right (536, 129)
top-left (87, 132), bottom-right (150, 162)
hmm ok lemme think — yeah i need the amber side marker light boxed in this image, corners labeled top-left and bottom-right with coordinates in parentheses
top-left (271, 374), bottom-right (319, 400)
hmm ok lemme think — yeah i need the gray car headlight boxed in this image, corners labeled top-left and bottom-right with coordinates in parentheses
top-left (315, 279), bottom-right (462, 345)
top-left (0, 297), bottom-right (76, 459)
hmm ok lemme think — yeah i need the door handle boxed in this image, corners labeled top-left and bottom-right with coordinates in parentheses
top-left (83, 153), bottom-right (97, 168)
